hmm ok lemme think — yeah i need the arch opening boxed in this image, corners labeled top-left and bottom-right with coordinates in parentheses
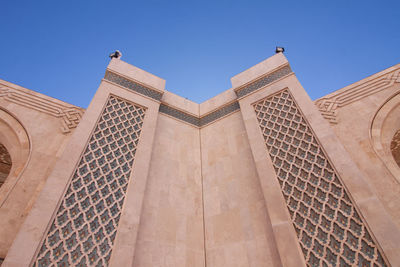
top-left (0, 108), bottom-right (31, 206)
top-left (370, 91), bottom-right (400, 183)
top-left (0, 144), bottom-right (11, 188)
top-left (391, 130), bottom-right (400, 168)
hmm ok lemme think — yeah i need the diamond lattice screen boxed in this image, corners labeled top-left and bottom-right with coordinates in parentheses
top-left (34, 96), bottom-right (146, 266)
top-left (253, 90), bottom-right (387, 267)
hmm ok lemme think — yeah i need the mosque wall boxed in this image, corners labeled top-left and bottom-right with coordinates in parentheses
top-left (1, 53), bottom-right (400, 267)
top-left (315, 65), bottom-right (400, 231)
top-left (2, 60), bottom-right (162, 266)
top-left (132, 113), bottom-right (204, 267)
top-left (233, 56), bottom-right (400, 266)
top-left (200, 111), bottom-right (281, 266)
top-left (0, 79), bottom-right (83, 259)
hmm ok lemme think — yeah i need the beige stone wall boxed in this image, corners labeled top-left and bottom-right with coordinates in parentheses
top-left (2, 62), bottom-right (163, 266)
top-left (315, 65), bottom-right (400, 229)
top-left (1, 54), bottom-right (400, 266)
top-left (200, 111), bottom-right (281, 266)
top-left (0, 79), bottom-right (83, 259)
top-left (132, 114), bottom-right (204, 267)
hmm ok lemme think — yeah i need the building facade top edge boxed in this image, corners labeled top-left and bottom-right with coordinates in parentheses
top-left (107, 58), bottom-right (166, 91)
top-left (235, 66), bottom-right (294, 99)
top-left (315, 63), bottom-right (400, 102)
top-left (158, 102), bottom-right (199, 118)
top-left (0, 79), bottom-right (84, 134)
top-left (233, 63), bottom-right (291, 93)
top-left (199, 100), bottom-right (240, 127)
top-left (158, 99), bottom-right (240, 128)
top-left (0, 79), bottom-right (85, 111)
top-left (104, 71), bottom-right (164, 102)
top-left (199, 88), bottom-right (237, 116)
top-left (198, 99), bottom-right (239, 118)
top-left (230, 53), bottom-right (289, 88)
top-left (104, 69), bottom-right (165, 95)
top-left (161, 90), bottom-right (199, 116)
top-left (315, 63), bottom-right (400, 124)
top-left (159, 103), bottom-right (200, 127)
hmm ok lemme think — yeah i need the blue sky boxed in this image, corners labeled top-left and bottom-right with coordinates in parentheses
top-left (1, 0), bottom-right (399, 108)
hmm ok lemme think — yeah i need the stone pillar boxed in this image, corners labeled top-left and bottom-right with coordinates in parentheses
top-left (2, 58), bottom-right (165, 266)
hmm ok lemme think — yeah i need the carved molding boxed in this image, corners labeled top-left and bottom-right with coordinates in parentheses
top-left (159, 65), bottom-right (292, 127)
top-left (104, 71), bottom-right (163, 101)
top-left (159, 101), bottom-right (240, 128)
top-left (315, 67), bottom-right (400, 124)
top-left (159, 104), bottom-right (200, 126)
top-left (235, 65), bottom-right (293, 98)
top-left (199, 101), bottom-right (240, 127)
top-left (0, 84), bottom-right (84, 134)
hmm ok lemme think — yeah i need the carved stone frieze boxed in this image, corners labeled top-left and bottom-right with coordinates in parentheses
top-left (104, 71), bottom-right (163, 101)
top-left (159, 101), bottom-right (240, 127)
top-left (235, 65), bottom-right (293, 98)
top-left (0, 84), bottom-right (84, 134)
top-left (315, 68), bottom-right (400, 124)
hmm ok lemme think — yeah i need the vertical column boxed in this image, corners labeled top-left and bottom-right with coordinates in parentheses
top-left (234, 54), bottom-right (400, 266)
top-left (3, 59), bottom-right (164, 266)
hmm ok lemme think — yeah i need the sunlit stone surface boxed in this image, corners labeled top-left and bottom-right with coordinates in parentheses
top-left (1, 53), bottom-right (400, 266)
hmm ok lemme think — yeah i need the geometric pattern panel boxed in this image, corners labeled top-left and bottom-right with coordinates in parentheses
top-left (34, 96), bottom-right (146, 267)
top-left (254, 90), bottom-right (387, 267)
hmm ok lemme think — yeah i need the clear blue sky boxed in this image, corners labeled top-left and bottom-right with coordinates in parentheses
top-left (1, 0), bottom-right (399, 108)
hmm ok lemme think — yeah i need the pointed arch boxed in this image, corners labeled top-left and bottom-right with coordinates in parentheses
top-left (0, 107), bottom-right (31, 206)
top-left (370, 91), bottom-right (400, 183)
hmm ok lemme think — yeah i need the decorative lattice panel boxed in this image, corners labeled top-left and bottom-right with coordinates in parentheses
top-left (34, 96), bottom-right (146, 266)
top-left (254, 90), bottom-right (387, 267)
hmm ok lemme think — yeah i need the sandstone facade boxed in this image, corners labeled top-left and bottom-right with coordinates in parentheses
top-left (0, 53), bottom-right (399, 266)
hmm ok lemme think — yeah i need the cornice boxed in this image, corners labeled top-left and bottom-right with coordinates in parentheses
top-left (315, 65), bottom-right (400, 124)
top-left (159, 103), bottom-right (200, 126)
top-left (104, 70), bottom-right (163, 101)
top-left (235, 65), bottom-right (293, 98)
top-left (158, 65), bottom-right (293, 127)
top-left (0, 81), bottom-right (84, 134)
top-left (159, 101), bottom-right (240, 128)
top-left (199, 101), bottom-right (240, 127)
